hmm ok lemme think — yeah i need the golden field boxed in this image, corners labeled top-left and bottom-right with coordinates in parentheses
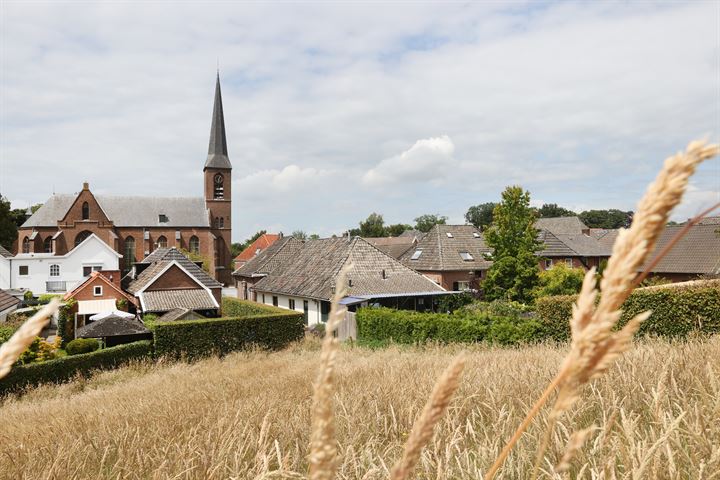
top-left (0, 336), bottom-right (718, 479)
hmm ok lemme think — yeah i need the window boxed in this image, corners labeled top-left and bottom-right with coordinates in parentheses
top-left (44, 237), bottom-right (53, 253)
top-left (446, 232), bottom-right (454, 238)
top-left (83, 265), bottom-right (102, 277)
top-left (19, 265), bottom-right (29, 276)
top-left (214, 217), bottom-right (220, 228)
top-left (566, 258), bottom-right (573, 267)
top-left (213, 173), bottom-right (224, 199)
top-left (81, 202), bottom-right (89, 220)
top-left (158, 214), bottom-right (168, 223)
top-left (459, 251), bottom-right (474, 261)
top-left (219, 217), bottom-right (224, 228)
top-left (410, 250), bottom-right (422, 260)
top-left (50, 264), bottom-right (60, 276)
top-left (74, 231), bottom-right (92, 247)
top-left (124, 236), bottom-right (136, 269)
top-left (272, 296), bottom-right (278, 307)
top-left (262, 294), bottom-right (266, 304)
top-left (22, 237), bottom-right (30, 254)
top-left (156, 236), bottom-right (167, 248)
top-left (289, 299), bottom-right (296, 310)
top-left (473, 232), bottom-right (481, 238)
top-left (545, 259), bottom-right (553, 269)
top-left (93, 286), bottom-right (103, 296)
top-left (303, 300), bottom-right (309, 325)
top-left (189, 236), bottom-right (200, 254)
top-left (456, 281), bottom-right (470, 291)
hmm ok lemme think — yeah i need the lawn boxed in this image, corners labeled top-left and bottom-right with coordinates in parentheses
top-left (0, 336), bottom-right (718, 479)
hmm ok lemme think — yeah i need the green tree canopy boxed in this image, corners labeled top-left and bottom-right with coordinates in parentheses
top-left (309, 233), bottom-right (320, 240)
top-left (0, 195), bottom-right (18, 250)
top-left (292, 230), bottom-right (307, 241)
top-left (537, 203), bottom-right (576, 218)
top-left (358, 213), bottom-right (386, 237)
top-left (482, 186), bottom-right (542, 303)
top-left (386, 223), bottom-right (413, 237)
top-left (579, 209), bottom-right (632, 229)
top-left (532, 263), bottom-right (585, 298)
top-left (414, 214), bottom-right (448, 233)
top-left (464, 202), bottom-right (496, 229)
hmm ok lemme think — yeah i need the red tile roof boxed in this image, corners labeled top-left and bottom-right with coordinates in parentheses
top-left (234, 234), bottom-right (281, 262)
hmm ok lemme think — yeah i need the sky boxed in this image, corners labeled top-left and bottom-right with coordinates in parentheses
top-left (1, 1), bottom-right (718, 242)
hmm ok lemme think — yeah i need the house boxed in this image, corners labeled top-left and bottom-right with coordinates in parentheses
top-left (0, 289), bottom-right (20, 322)
top-left (126, 247), bottom-right (223, 316)
top-left (362, 236), bottom-right (417, 259)
top-left (14, 74), bottom-right (234, 284)
top-left (233, 233), bottom-right (281, 270)
top-left (400, 224), bottom-right (493, 291)
top-left (639, 224), bottom-right (720, 282)
top-left (63, 270), bottom-right (137, 332)
top-left (536, 230), bottom-right (612, 271)
top-left (0, 233), bottom-right (122, 295)
top-left (253, 237), bottom-right (449, 325)
top-left (232, 236), bottom-right (304, 301)
top-left (535, 216), bottom-right (591, 235)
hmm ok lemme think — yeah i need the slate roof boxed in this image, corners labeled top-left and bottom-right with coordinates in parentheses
top-left (641, 224), bottom-right (720, 274)
top-left (254, 237), bottom-right (444, 301)
top-left (205, 74), bottom-right (232, 170)
top-left (234, 234), bottom-right (281, 263)
top-left (76, 315), bottom-right (149, 338)
top-left (141, 289), bottom-right (218, 312)
top-left (23, 194), bottom-right (210, 228)
top-left (400, 224), bottom-right (493, 272)
top-left (233, 236), bottom-right (304, 278)
top-left (0, 245), bottom-right (12, 258)
top-left (535, 217), bottom-right (589, 235)
top-left (131, 247), bottom-right (222, 291)
top-left (0, 289), bottom-right (21, 313)
top-left (363, 237), bottom-right (416, 259)
top-left (158, 308), bottom-right (205, 322)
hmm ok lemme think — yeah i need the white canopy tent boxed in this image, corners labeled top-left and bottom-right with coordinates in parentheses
top-left (89, 310), bottom-right (135, 321)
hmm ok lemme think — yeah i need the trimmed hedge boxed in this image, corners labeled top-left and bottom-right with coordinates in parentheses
top-left (535, 280), bottom-right (720, 340)
top-left (356, 307), bottom-right (543, 346)
top-left (221, 297), bottom-right (284, 317)
top-left (66, 338), bottom-right (100, 355)
top-left (154, 307), bottom-right (304, 359)
top-left (0, 340), bottom-right (152, 395)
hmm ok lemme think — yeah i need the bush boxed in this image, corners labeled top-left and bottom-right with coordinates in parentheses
top-left (0, 325), bottom-right (17, 344)
top-left (37, 294), bottom-right (62, 304)
top-left (221, 297), bottom-right (281, 317)
top-left (0, 340), bottom-right (152, 395)
top-left (532, 264), bottom-right (585, 299)
top-left (66, 338), bottom-right (100, 355)
top-left (535, 280), bottom-right (720, 340)
top-left (459, 299), bottom-right (532, 318)
top-left (356, 307), bottom-right (543, 345)
top-left (437, 292), bottom-right (475, 313)
top-left (23, 290), bottom-right (34, 302)
top-left (58, 299), bottom-right (76, 347)
top-left (153, 306), bottom-right (304, 359)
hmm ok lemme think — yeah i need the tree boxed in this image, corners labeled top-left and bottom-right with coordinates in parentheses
top-left (537, 203), bottom-right (576, 218)
top-left (482, 186), bottom-right (542, 303)
top-left (230, 243), bottom-right (243, 258)
top-left (0, 195), bottom-right (18, 250)
top-left (358, 213), bottom-right (386, 237)
top-left (292, 230), bottom-right (307, 241)
top-left (414, 214), bottom-right (448, 233)
top-left (532, 264), bottom-right (585, 298)
top-left (386, 223), bottom-right (412, 237)
top-left (579, 209), bottom-right (632, 229)
top-left (309, 233), bottom-right (320, 240)
top-left (240, 230), bottom-right (267, 250)
top-left (465, 202), bottom-right (496, 229)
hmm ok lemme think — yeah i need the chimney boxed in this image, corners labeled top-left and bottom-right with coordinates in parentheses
top-left (82, 182), bottom-right (89, 191)
top-left (381, 269), bottom-right (386, 279)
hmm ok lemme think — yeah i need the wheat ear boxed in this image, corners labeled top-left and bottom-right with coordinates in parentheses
top-left (554, 425), bottom-right (595, 474)
top-left (308, 265), bottom-right (352, 480)
top-left (0, 298), bottom-right (61, 379)
top-left (390, 354), bottom-right (466, 480)
top-left (485, 140), bottom-right (719, 480)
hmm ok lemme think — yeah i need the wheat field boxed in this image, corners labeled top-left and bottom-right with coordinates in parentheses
top-left (0, 336), bottom-right (718, 479)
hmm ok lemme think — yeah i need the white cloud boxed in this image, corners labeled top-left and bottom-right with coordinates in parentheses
top-left (363, 135), bottom-right (456, 186)
top-left (236, 165), bottom-right (332, 196)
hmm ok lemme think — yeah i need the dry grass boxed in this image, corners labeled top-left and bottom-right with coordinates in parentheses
top-left (1, 336), bottom-right (718, 479)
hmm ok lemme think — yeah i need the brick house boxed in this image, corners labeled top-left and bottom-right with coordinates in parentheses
top-left (233, 233), bottom-right (281, 271)
top-left (639, 224), bottom-right (720, 282)
top-left (536, 229), bottom-right (612, 271)
top-left (14, 74), bottom-right (233, 285)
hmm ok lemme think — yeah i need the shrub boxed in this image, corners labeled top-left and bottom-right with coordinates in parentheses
top-left (459, 299), bottom-right (532, 318)
top-left (0, 325), bottom-right (17, 344)
top-left (221, 297), bottom-right (281, 317)
top-left (532, 264), bottom-right (585, 299)
top-left (23, 290), bottom-right (34, 302)
top-left (58, 298), bottom-right (76, 347)
top-left (535, 280), bottom-right (720, 340)
top-left (37, 294), bottom-right (62, 304)
top-left (153, 307), bottom-right (304, 359)
top-left (66, 338), bottom-right (100, 355)
top-left (0, 340), bottom-right (152, 396)
top-left (437, 292), bottom-right (475, 313)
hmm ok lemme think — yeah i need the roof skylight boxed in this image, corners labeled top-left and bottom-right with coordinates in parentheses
top-left (459, 251), bottom-right (474, 261)
top-left (410, 250), bottom-right (422, 260)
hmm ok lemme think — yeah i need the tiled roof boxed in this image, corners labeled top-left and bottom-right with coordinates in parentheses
top-left (363, 237), bottom-right (416, 259)
top-left (697, 216), bottom-right (720, 225)
top-left (23, 194), bottom-right (210, 228)
top-left (0, 289), bottom-right (20, 313)
top-left (254, 237), bottom-right (443, 301)
top-left (535, 217), bottom-right (589, 235)
top-left (0, 245), bottom-right (12, 258)
top-left (141, 289), bottom-right (218, 312)
top-left (134, 248), bottom-right (222, 290)
top-left (592, 229), bottom-right (620, 250)
top-left (158, 308), bottom-right (204, 322)
top-left (63, 271), bottom-right (135, 303)
top-left (537, 230), bottom-right (575, 257)
top-left (400, 224), bottom-right (493, 272)
top-left (399, 229), bottom-right (426, 241)
top-left (233, 236), bottom-right (304, 278)
top-left (641, 224), bottom-right (720, 274)
top-left (76, 315), bottom-right (150, 338)
top-left (234, 234), bottom-right (281, 262)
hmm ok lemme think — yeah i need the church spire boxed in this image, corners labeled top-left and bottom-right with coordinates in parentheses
top-left (205, 73), bottom-right (232, 170)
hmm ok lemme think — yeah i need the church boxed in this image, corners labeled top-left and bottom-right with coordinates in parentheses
top-left (14, 75), bottom-right (234, 285)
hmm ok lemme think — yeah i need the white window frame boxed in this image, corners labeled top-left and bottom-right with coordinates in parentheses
top-left (93, 286), bottom-right (103, 296)
top-left (457, 281), bottom-right (470, 291)
top-left (459, 251), bottom-right (474, 261)
top-left (49, 264), bottom-right (60, 277)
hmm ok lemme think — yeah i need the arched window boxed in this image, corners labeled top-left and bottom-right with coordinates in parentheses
top-left (189, 235), bottom-right (200, 254)
top-left (22, 237), bottom-right (30, 254)
top-left (44, 237), bottom-right (53, 253)
top-left (214, 217), bottom-right (219, 229)
top-left (50, 264), bottom-right (60, 276)
top-left (74, 230), bottom-right (92, 247)
top-left (156, 235), bottom-right (167, 249)
top-left (219, 217), bottom-right (224, 228)
top-left (81, 202), bottom-right (89, 220)
top-left (213, 173), bottom-right (224, 199)
top-left (124, 236), bottom-right (136, 269)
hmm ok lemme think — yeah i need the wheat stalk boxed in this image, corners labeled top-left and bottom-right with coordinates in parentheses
top-left (554, 425), bottom-right (595, 474)
top-left (390, 354), bottom-right (466, 480)
top-left (485, 140), bottom-right (719, 480)
top-left (0, 298), bottom-right (61, 380)
top-left (308, 265), bottom-right (352, 480)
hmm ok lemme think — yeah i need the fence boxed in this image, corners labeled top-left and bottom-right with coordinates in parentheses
top-left (336, 311), bottom-right (357, 341)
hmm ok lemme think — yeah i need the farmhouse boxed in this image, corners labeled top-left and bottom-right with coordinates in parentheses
top-left (232, 236), bottom-right (304, 301)
top-left (233, 233), bottom-right (281, 270)
top-left (14, 74), bottom-right (234, 285)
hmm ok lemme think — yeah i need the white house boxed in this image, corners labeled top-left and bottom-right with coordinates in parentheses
top-left (0, 234), bottom-right (121, 296)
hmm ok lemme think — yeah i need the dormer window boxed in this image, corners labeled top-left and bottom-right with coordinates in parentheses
top-left (459, 252), bottom-right (474, 261)
top-left (410, 250), bottom-right (422, 260)
top-left (159, 214), bottom-right (168, 223)
top-left (81, 202), bottom-right (89, 220)
top-left (213, 173), bottom-right (224, 199)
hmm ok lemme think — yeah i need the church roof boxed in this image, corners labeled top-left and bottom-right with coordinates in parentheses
top-left (205, 74), bottom-right (232, 170)
top-left (22, 194), bottom-right (210, 228)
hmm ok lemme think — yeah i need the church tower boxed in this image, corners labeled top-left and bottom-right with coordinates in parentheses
top-left (204, 73), bottom-right (233, 285)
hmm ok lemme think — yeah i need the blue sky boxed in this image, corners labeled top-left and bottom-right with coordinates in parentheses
top-left (1, 1), bottom-right (718, 241)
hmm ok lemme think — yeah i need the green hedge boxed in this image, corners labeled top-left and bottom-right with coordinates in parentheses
top-left (153, 307), bottom-right (304, 359)
top-left (66, 338), bottom-right (100, 355)
top-left (356, 307), bottom-right (543, 346)
top-left (0, 340), bottom-right (152, 396)
top-left (221, 297), bottom-right (284, 317)
top-left (535, 280), bottom-right (720, 340)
